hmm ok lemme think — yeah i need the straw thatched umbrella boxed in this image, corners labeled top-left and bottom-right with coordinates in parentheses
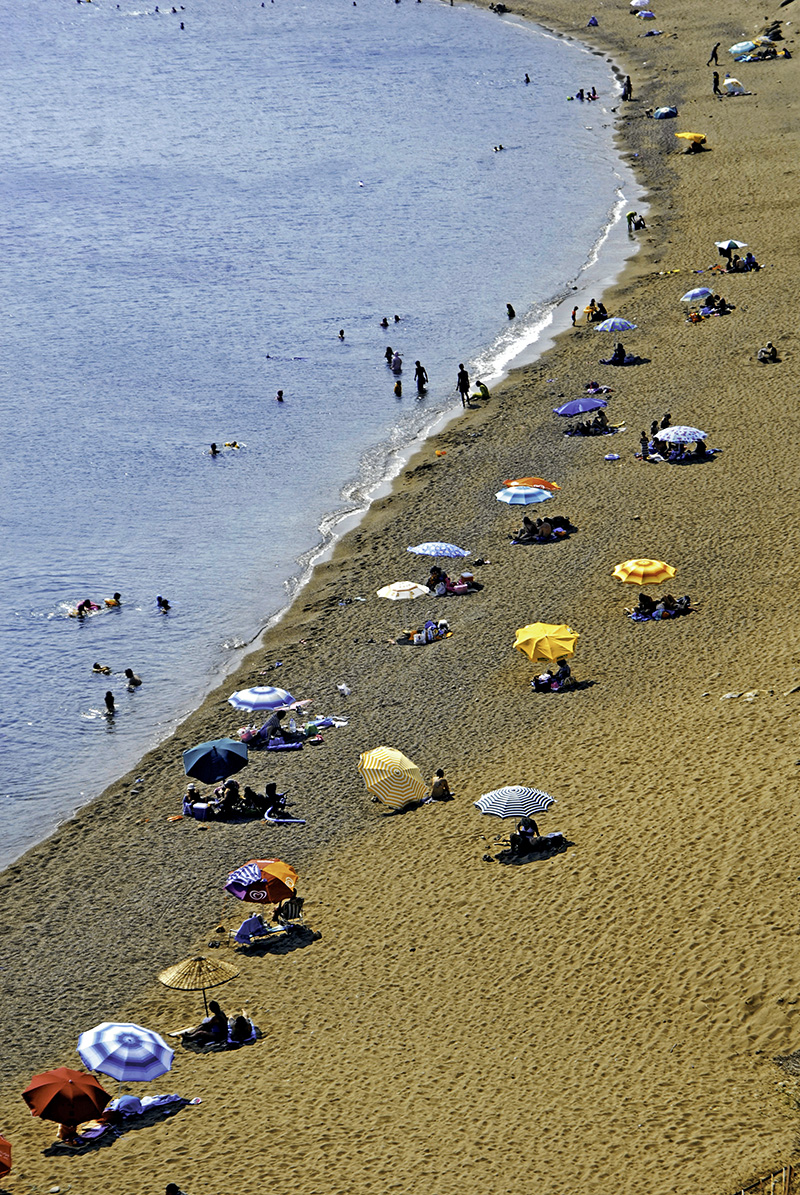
top-left (158, 955), bottom-right (239, 1014)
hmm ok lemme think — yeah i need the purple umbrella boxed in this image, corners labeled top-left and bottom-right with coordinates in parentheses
top-left (553, 397), bottom-right (608, 417)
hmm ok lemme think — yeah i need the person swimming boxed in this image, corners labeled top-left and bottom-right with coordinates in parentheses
top-left (124, 668), bottom-right (143, 688)
top-left (156, 595), bottom-right (171, 611)
top-left (92, 662), bottom-right (111, 675)
top-left (210, 443), bottom-right (220, 455)
top-left (104, 592), bottom-right (121, 607)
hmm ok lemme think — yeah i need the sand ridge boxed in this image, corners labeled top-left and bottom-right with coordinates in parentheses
top-left (2, 0), bottom-right (800, 1191)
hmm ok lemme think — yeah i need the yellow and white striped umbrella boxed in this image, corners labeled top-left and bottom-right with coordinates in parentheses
top-left (357, 746), bottom-right (427, 810)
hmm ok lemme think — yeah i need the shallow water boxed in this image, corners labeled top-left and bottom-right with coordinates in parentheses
top-left (0, 0), bottom-right (631, 866)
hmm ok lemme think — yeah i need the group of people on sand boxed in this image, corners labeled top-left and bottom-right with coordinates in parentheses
top-left (583, 298), bottom-right (608, 323)
top-left (530, 658), bottom-right (573, 692)
top-left (510, 514), bottom-right (575, 543)
top-left (565, 409), bottom-right (611, 437)
top-left (424, 565), bottom-right (482, 595)
top-left (181, 1000), bottom-right (256, 1048)
top-left (183, 779), bottom-right (289, 821)
top-left (686, 294), bottom-right (734, 323)
top-left (626, 592), bottom-right (693, 621)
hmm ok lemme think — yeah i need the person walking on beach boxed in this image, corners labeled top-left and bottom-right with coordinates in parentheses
top-left (414, 360), bottom-right (428, 393)
top-left (571, 306), bottom-right (578, 325)
top-left (712, 71), bottom-right (721, 96)
top-left (707, 41), bottom-right (720, 66)
top-left (621, 75), bottom-right (632, 100)
top-left (456, 364), bottom-right (470, 407)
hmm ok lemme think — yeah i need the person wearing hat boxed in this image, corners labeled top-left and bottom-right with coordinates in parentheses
top-left (182, 784), bottom-right (202, 816)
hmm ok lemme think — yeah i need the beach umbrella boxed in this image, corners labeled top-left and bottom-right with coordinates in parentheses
top-left (636, 10), bottom-right (656, 17)
top-left (77, 1023), bottom-right (173, 1084)
top-left (22, 1068), bottom-right (110, 1124)
top-left (503, 477), bottom-right (561, 491)
top-left (657, 425), bottom-right (707, 443)
top-left (653, 106), bottom-right (678, 119)
top-left (0, 1133), bottom-right (10, 1178)
top-left (729, 40), bottom-right (756, 55)
top-left (680, 287), bottom-right (713, 302)
top-left (714, 239), bottom-right (747, 251)
top-left (595, 317), bottom-right (637, 332)
top-left (407, 542), bottom-right (470, 559)
top-left (553, 397), bottom-right (607, 417)
top-left (514, 623), bottom-right (579, 663)
top-left (228, 685), bottom-right (295, 712)
top-left (496, 486), bottom-right (553, 505)
top-left (724, 76), bottom-right (746, 94)
top-left (613, 558), bottom-right (676, 585)
top-left (630, 0), bottom-right (650, 8)
top-left (475, 785), bottom-right (555, 819)
top-left (675, 132), bottom-right (706, 144)
top-left (357, 746), bottom-right (427, 810)
top-left (183, 737), bottom-right (248, 785)
top-left (158, 955), bottom-right (239, 1015)
top-left (224, 858), bottom-right (298, 905)
top-left (376, 581), bottom-right (431, 600)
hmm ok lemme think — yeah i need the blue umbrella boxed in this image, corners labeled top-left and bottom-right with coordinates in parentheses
top-left (228, 686), bottom-right (295, 711)
top-left (595, 317), bottom-right (637, 332)
top-left (496, 486), bottom-right (553, 505)
top-left (680, 287), bottom-right (713, 302)
top-left (183, 737), bottom-right (248, 784)
top-left (407, 542), bottom-right (470, 559)
top-left (77, 1022), bottom-right (173, 1083)
top-left (475, 786), bottom-right (555, 819)
top-left (553, 397), bottom-right (607, 417)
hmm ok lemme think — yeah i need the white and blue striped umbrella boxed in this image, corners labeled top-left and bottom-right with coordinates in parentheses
top-left (407, 542), bottom-right (470, 559)
top-left (474, 786), bottom-right (555, 819)
top-left (228, 685), bottom-right (295, 711)
top-left (77, 1022), bottom-right (173, 1083)
top-left (595, 317), bottom-right (637, 333)
top-left (680, 287), bottom-right (713, 302)
top-left (496, 486), bottom-right (553, 505)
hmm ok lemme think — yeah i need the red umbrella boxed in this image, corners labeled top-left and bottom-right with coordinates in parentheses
top-left (22, 1067), bottom-right (110, 1124)
top-left (0, 1132), bottom-right (11, 1177)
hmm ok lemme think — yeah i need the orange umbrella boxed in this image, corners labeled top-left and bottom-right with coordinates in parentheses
top-left (504, 477), bottom-right (561, 491)
top-left (224, 858), bottom-right (298, 905)
top-left (0, 1133), bottom-right (10, 1178)
top-left (22, 1068), bottom-right (110, 1124)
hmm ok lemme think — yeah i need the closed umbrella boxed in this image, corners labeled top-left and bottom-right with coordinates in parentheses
top-left (228, 686), bottom-right (295, 712)
top-left (680, 287), bottom-right (713, 302)
top-left (158, 955), bottom-right (239, 1014)
top-left (376, 581), bottom-right (431, 600)
top-left (496, 486), bottom-right (553, 505)
top-left (553, 397), bottom-right (607, 417)
top-left (77, 1023), bottom-right (173, 1084)
top-left (475, 786), bottom-right (555, 819)
top-left (613, 558), bottom-right (676, 585)
top-left (224, 858), bottom-right (298, 905)
top-left (358, 746), bottom-right (427, 810)
top-left (22, 1068), bottom-right (110, 1124)
top-left (657, 425), bottom-right (707, 443)
top-left (514, 623), bottom-right (579, 663)
top-left (183, 738), bottom-right (248, 785)
top-left (595, 317), bottom-right (637, 332)
top-left (407, 542), bottom-right (470, 559)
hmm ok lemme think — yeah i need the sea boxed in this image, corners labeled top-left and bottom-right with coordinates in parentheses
top-left (0, 0), bottom-right (639, 869)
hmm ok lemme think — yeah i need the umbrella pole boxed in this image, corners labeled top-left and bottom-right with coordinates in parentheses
top-left (202, 987), bottom-right (209, 1015)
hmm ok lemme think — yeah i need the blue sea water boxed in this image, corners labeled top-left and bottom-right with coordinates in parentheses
top-left (0, 0), bottom-right (633, 866)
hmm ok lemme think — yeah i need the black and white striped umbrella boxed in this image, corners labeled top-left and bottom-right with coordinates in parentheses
top-left (474, 786), bottom-right (555, 819)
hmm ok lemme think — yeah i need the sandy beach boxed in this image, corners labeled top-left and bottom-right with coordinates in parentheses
top-left (3, 0), bottom-right (800, 1191)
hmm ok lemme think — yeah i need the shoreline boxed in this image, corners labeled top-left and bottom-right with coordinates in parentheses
top-left (4, 0), bottom-right (800, 1190)
top-left (2, 35), bottom-right (643, 873)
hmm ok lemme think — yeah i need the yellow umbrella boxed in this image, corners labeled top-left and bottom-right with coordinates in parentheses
top-left (513, 623), bottom-right (579, 663)
top-left (357, 746), bottom-right (427, 810)
top-left (503, 476), bottom-right (561, 491)
top-left (675, 132), bottom-right (706, 144)
top-left (613, 558), bottom-right (676, 585)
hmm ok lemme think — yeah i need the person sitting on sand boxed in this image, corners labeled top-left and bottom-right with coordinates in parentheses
top-left (182, 1000), bottom-right (228, 1044)
top-left (627, 592), bottom-right (656, 617)
top-left (212, 778), bottom-right (242, 818)
top-left (429, 768), bottom-right (453, 801)
top-left (593, 409), bottom-right (608, 431)
top-left (744, 252), bottom-right (760, 272)
top-left (535, 519), bottom-right (553, 541)
top-left (608, 342), bottom-right (625, 365)
top-left (263, 781), bottom-right (288, 819)
top-left (757, 342), bottom-right (778, 363)
top-left (510, 817), bottom-right (540, 855)
top-left (182, 783), bottom-right (203, 814)
top-left (426, 565), bottom-right (451, 596)
top-left (552, 658), bottom-right (572, 687)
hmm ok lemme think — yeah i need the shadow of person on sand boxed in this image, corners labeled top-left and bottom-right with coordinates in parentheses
top-left (530, 679), bottom-right (596, 695)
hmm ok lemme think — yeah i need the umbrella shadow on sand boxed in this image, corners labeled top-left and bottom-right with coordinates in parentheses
top-left (490, 839), bottom-right (574, 867)
top-left (42, 1100), bottom-right (192, 1157)
top-left (530, 679), bottom-right (597, 695)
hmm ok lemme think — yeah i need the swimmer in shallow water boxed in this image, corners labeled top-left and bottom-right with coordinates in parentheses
top-left (93, 662), bottom-right (111, 675)
top-left (210, 442), bottom-right (220, 456)
top-left (156, 595), bottom-right (171, 611)
top-left (104, 691), bottom-right (115, 716)
top-left (124, 668), bottom-right (143, 688)
top-left (276, 390), bottom-right (284, 402)
top-left (104, 592), bottom-right (121, 607)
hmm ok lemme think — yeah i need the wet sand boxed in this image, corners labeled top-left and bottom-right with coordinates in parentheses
top-left (3, 0), bottom-right (800, 1191)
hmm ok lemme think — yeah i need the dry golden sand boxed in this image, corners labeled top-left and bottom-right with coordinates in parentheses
top-left (3, 0), bottom-right (800, 1192)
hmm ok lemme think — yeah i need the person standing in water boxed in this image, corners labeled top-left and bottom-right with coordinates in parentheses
top-left (276, 390), bottom-right (284, 402)
top-left (414, 361), bottom-right (428, 394)
top-left (104, 691), bottom-right (115, 716)
top-left (456, 364), bottom-right (470, 408)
